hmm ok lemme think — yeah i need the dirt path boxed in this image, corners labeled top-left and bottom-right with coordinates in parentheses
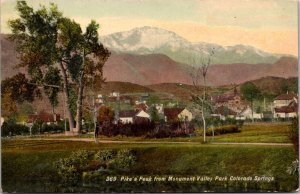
top-left (20, 138), bottom-right (293, 146)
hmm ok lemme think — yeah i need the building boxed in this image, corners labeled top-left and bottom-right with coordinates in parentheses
top-left (274, 100), bottom-right (298, 119)
top-left (273, 93), bottom-right (298, 108)
top-left (118, 109), bottom-right (150, 124)
top-left (134, 103), bottom-right (149, 112)
top-left (163, 108), bottom-right (192, 122)
top-left (273, 93), bottom-right (298, 119)
top-left (211, 106), bottom-right (237, 120)
top-left (211, 88), bottom-right (247, 113)
top-left (27, 113), bottom-right (61, 124)
top-left (238, 106), bottom-right (263, 120)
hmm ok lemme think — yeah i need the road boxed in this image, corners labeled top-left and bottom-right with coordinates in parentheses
top-left (21, 138), bottom-right (293, 146)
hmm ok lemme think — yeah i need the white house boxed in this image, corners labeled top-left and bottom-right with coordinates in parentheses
top-left (274, 101), bottom-right (298, 119)
top-left (273, 93), bottom-right (298, 108)
top-left (273, 93), bottom-right (298, 119)
top-left (118, 109), bottom-right (150, 124)
top-left (238, 106), bottom-right (263, 120)
top-left (136, 110), bottom-right (150, 119)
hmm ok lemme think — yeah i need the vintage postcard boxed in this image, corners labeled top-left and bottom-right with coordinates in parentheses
top-left (1, 0), bottom-right (299, 193)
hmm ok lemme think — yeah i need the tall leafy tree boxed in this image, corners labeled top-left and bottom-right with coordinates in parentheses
top-left (8, 2), bottom-right (110, 132)
top-left (240, 82), bottom-right (261, 121)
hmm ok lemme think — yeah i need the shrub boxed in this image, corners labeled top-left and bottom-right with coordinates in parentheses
top-left (113, 149), bottom-right (136, 170)
top-left (95, 149), bottom-right (136, 171)
top-left (41, 123), bottom-right (64, 133)
top-left (31, 120), bottom-right (43, 135)
top-left (196, 125), bottom-right (240, 136)
top-left (1, 120), bottom-right (29, 136)
top-left (54, 150), bottom-right (92, 183)
top-left (95, 150), bottom-right (116, 164)
top-left (289, 118), bottom-right (299, 154)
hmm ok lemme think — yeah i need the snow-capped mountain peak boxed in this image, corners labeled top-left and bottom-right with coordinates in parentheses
top-left (100, 26), bottom-right (282, 64)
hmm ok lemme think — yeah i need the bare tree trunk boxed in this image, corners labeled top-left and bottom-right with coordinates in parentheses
top-left (59, 62), bottom-right (75, 131)
top-left (202, 76), bottom-right (207, 142)
top-left (75, 74), bottom-right (84, 133)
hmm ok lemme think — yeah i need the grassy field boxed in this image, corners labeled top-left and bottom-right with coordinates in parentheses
top-left (27, 123), bottom-right (292, 143)
top-left (2, 138), bottom-right (298, 192)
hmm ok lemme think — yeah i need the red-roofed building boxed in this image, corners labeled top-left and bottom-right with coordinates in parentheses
top-left (274, 93), bottom-right (298, 108)
top-left (211, 90), bottom-right (247, 113)
top-left (27, 113), bottom-right (61, 124)
top-left (274, 100), bottom-right (298, 119)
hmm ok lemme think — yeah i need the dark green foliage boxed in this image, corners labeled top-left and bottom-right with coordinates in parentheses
top-left (1, 121), bottom-right (29, 136)
top-left (31, 120), bottom-right (43, 135)
top-left (1, 73), bottom-right (37, 103)
top-left (8, 1), bottom-right (110, 131)
top-left (240, 82), bottom-right (262, 101)
top-left (149, 106), bottom-right (160, 123)
top-left (113, 149), bottom-right (136, 170)
top-left (95, 150), bottom-right (116, 164)
top-left (53, 149), bottom-right (135, 183)
top-left (289, 118), bottom-right (299, 154)
top-left (41, 123), bottom-right (64, 133)
top-left (54, 150), bottom-right (92, 183)
top-left (206, 125), bottom-right (240, 136)
top-left (43, 67), bottom-right (62, 108)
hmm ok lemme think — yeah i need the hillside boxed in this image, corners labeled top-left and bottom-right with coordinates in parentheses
top-left (103, 53), bottom-right (297, 86)
top-left (103, 53), bottom-right (191, 85)
top-left (241, 76), bottom-right (298, 95)
top-left (100, 81), bottom-right (154, 94)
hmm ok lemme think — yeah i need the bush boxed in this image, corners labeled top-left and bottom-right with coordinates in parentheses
top-left (95, 149), bottom-right (116, 168)
top-left (196, 125), bottom-right (240, 136)
top-left (289, 118), bottom-right (299, 154)
top-left (112, 149), bottom-right (136, 170)
top-left (31, 120), bottom-right (43, 135)
top-left (54, 150), bottom-right (92, 183)
top-left (41, 123), bottom-right (64, 133)
top-left (94, 149), bottom-right (136, 171)
top-left (1, 120), bottom-right (29, 136)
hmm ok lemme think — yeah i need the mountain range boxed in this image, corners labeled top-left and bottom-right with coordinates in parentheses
top-left (100, 26), bottom-right (289, 65)
top-left (103, 53), bottom-right (297, 86)
top-left (1, 29), bottom-right (298, 86)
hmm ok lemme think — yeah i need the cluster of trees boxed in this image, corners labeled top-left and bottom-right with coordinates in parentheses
top-left (3, 2), bottom-right (110, 134)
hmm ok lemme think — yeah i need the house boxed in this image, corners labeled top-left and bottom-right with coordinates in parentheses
top-left (211, 88), bottom-right (247, 113)
top-left (211, 106), bottom-right (237, 120)
top-left (118, 109), bottom-right (150, 124)
top-left (163, 108), bottom-right (192, 122)
top-left (238, 106), bottom-right (263, 120)
top-left (110, 91), bottom-right (120, 97)
top-left (274, 100), bottom-right (298, 119)
top-left (27, 113), bottom-right (61, 124)
top-left (134, 103), bottom-right (149, 112)
top-left (273, 93), bottom-right (298, 119)
top-left (273, 93), bottom-right (298, 108)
